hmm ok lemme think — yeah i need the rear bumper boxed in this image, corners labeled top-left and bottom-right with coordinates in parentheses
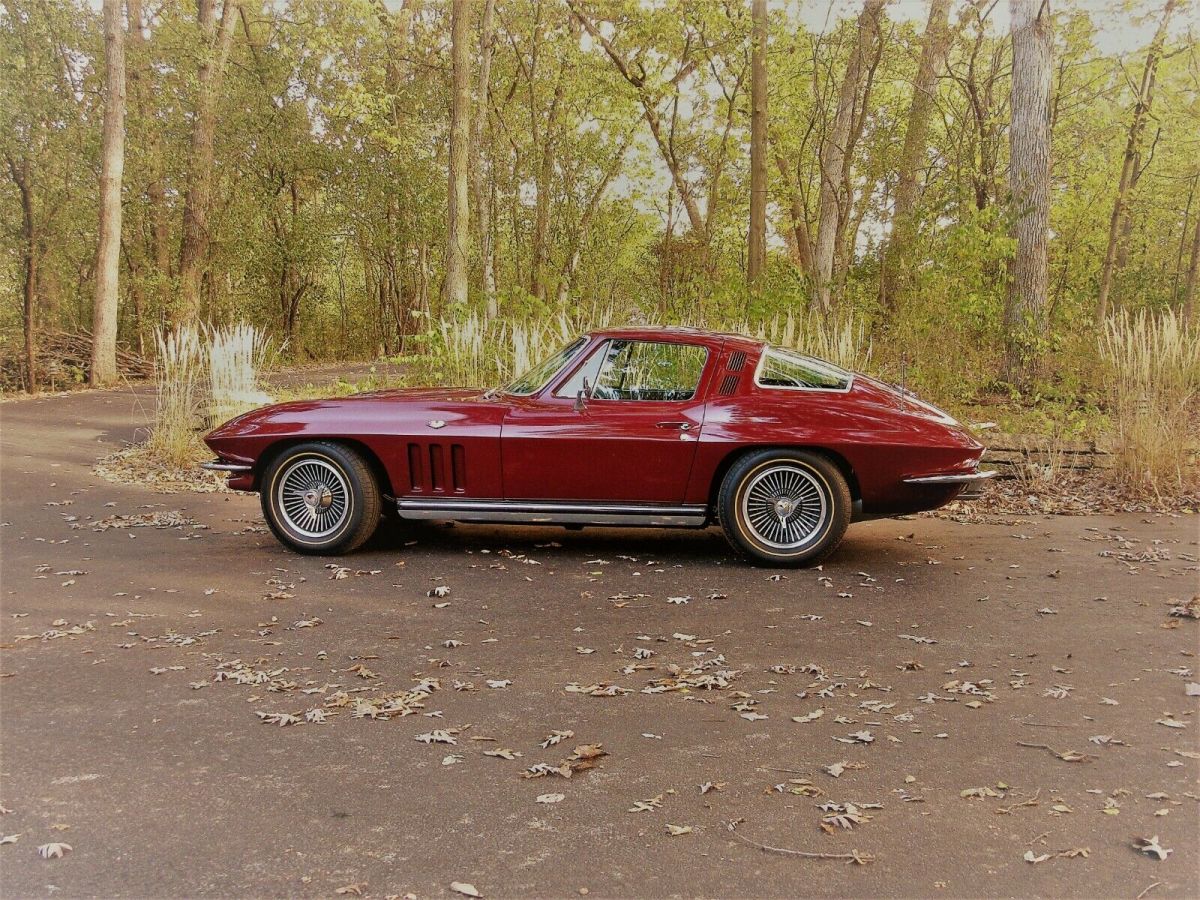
top-left (904, 469), bottom-right (997, 502)
top-left (902, 470), bottom-right (998, 485)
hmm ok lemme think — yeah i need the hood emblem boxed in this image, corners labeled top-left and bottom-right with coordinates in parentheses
top-left (427, 419), bottom-right (446, 429)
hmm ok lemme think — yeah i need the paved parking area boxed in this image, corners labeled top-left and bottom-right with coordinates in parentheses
top-left (1, 388), bottom-right (1197, 898)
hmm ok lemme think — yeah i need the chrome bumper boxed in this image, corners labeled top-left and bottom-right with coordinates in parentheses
top-left (903, 470), bottom-right (998, 485)
top-left (201, 460), bottom-right (252, 473)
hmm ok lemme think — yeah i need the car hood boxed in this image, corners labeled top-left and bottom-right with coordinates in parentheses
top-left (206, 386), bottom-right (495, 444)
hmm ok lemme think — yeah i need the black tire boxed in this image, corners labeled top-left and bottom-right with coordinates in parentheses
top-left (260, 441), bottom-right (381, 555)
top-left (717, 449), bottom-right (851, 567)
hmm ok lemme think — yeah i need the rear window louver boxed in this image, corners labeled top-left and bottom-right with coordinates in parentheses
top-left (718, 374), bottom-right (740, 396)
top-left (727, 351), bottom-right (747, 372)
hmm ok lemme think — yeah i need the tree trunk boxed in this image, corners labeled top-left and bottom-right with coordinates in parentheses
top-left (773, 154), bottom-right (814, 276)
top-left (1184, 213), bottom-right (1200, 322)
top-left (472, 0), bottom-right (497, 315)
top-left (176, 0), bottom-right (240, 323)
top-left (834, 30), bottom-right (883, 282)
top-left (747, 0), bottom-right (768, 285)
top-left (1095, 0), bottom-right (1175, 321)
top-left (444, 0), bottom-right (472, 307)
top-left (7, 156), bottom-right (38, 391)
top-left (91, 0), bottom-right (127, 387)
top-left (556, 138), bottom-right (629, 305)
top-left (812, 0), bottom-right (886, 313)
top-left (126, 0), bottom-right (170, 329)
top-left (879, 0), bottom-right (952, 313)
top-left (531, 62), bottom-right (566, 302)
top-left (1004, 0), bottom-right (1052, 382)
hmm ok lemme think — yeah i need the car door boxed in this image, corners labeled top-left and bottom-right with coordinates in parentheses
top-left (501, 338), bottom-right (715, 503)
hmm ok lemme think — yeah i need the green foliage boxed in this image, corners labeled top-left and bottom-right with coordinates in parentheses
top-left (1, 0), bottom-right (1197, 460)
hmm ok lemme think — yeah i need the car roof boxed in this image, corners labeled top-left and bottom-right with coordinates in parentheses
top-left (586, 325), bottom-right (764, 351)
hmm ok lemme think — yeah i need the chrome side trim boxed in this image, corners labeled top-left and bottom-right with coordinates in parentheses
top-left (396, 498), bottom-right (708, 528)
top-left (903, 470), bottom-right (998, 485)
top-left (202, 460), bottom-right (252, 473)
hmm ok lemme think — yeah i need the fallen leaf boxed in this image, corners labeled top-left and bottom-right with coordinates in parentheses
top-left (37, 842), bottom-right (71, 859)
top-left (1134, 836), bottom-right (1172, 861)
top-left (484, 748), bottom-right (522, 760)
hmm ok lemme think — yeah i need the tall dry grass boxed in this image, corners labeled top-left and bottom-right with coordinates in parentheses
top-left (741, 310), bottom-right (872, 372)
top-left (1099, 309), bottom-right (1200, 494)
top-left (145, 323), bottom-right (274, 469)
top-left (208, 323), bottom-right (274, 425)
top-left (147, 325), bottom-right (207, 468)
top-left (426, 305), bottom-right (869, 388)
top-left (432, 306), bottom-right (612, 387)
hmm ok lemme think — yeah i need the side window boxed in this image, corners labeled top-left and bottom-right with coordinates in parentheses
top-left (590, 340), bottom-right (708, 401)
top-left (755, 347), bottom-right (851, 391)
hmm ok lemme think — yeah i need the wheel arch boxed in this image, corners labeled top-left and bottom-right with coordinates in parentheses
top-left (253, 438), bottom-right (395, 497)
top-left (707, 445), bottom-right (861, 518)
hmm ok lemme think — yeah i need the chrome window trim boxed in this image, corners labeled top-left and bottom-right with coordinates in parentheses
top-left (752, 347), bottom-right (855, 394)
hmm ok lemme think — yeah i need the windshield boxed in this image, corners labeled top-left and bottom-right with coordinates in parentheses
top-left (502, 336), bottom-right (587, 395)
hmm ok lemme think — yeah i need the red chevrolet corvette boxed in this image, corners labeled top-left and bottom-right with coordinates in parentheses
top-left (203, 326), bottom-right (994, 565)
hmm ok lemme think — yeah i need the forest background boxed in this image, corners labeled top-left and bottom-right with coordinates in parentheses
top-left (2, 0), bottom-right (1198, 488)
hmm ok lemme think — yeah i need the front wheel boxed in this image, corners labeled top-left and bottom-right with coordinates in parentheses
top-left (717, 449), bottom-right (851, 567)
top-left (261, 441), bottom-right (381, 555)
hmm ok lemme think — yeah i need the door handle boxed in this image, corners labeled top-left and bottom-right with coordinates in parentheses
top-left (656, 421), bottom-right (691, 430)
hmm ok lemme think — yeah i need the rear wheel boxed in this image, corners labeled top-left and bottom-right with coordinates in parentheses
top-left (718, 449), bottom-right (851, 566)
top-left (261, 441), bottom-right (381, 555)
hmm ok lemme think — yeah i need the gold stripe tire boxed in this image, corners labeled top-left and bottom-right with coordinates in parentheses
top-left (261, 441), bottom-right (382, 555)
top-left (717, 449), bottom-right (851, 567)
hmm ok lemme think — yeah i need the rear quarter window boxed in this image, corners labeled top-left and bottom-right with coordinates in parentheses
top-left (755, 348), bottom-right (852, 392)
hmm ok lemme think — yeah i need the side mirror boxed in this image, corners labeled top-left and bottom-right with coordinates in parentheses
top-left (574, 377), bottom-right (593, 412)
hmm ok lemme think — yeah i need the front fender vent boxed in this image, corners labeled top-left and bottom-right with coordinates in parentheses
top-left (407, 442), bottom-right (466, 493)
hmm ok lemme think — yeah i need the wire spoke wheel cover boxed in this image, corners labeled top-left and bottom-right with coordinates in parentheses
top-left (718, 449), bottom-right (850, 567)
top-left (276, 456), bottom-right (352, 539)
top-left (740, 463), bottom-right (829, 550)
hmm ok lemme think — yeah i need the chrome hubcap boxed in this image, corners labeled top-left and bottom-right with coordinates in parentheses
top-left (741, 464), bottom-right (828, 550)
top-left (277, 458), bottom-right (351, 539)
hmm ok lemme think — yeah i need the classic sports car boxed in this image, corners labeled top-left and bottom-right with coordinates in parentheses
top-left (203, 326), bottom-right (994, 565)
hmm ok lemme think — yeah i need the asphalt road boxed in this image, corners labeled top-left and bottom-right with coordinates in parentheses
top-left (1, 387), bottom-right (1198, 899)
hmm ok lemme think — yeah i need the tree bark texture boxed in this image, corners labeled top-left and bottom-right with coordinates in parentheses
top-left (444, 0), bottom-right (472, 307)
top-left (91, 0), bottom-right (127, 386)
top-left (813, 0), bottom-right (886, 313)
top-left (176, 0), bottom-right (240, 323)
top-left (747, 0), bottom-right (768, 285)
top-left (878, 0), bottom-right (952, 313)
top-left (1004, 0), bottom-right (1052, 381)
